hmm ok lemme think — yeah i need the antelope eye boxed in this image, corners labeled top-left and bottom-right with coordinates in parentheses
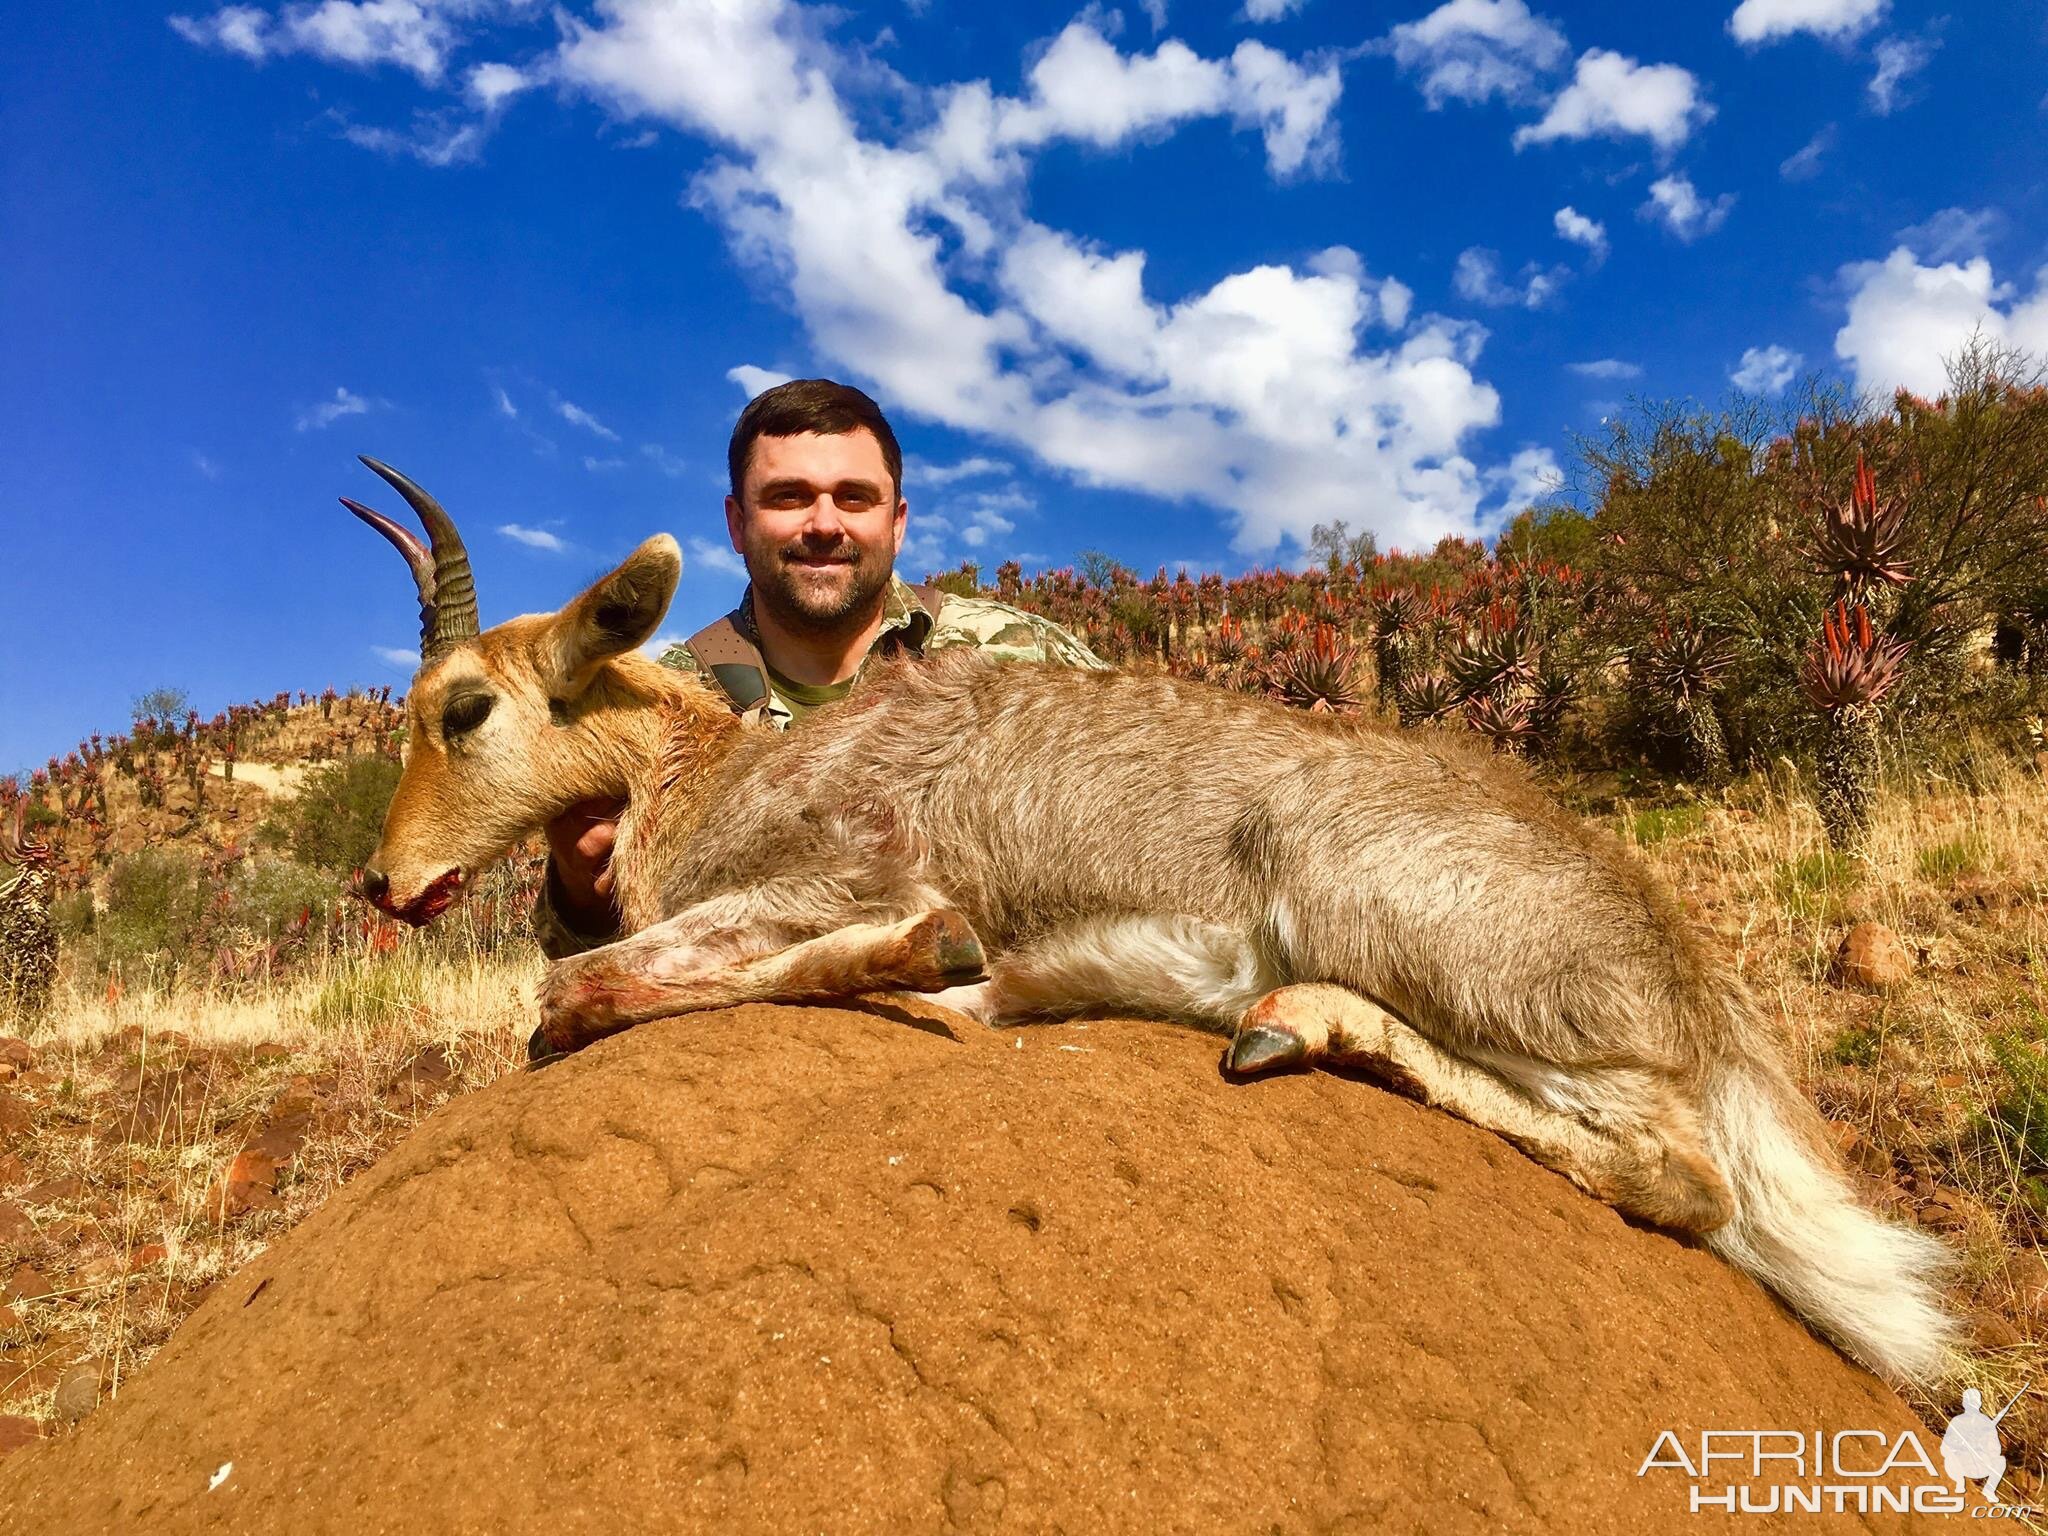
top-left (442, 693), bottom-right (494, 737)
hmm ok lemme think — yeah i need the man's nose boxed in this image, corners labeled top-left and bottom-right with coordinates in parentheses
top-left (800, 494), bottom-right (847, 535)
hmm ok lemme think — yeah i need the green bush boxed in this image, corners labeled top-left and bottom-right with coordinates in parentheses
top-left (86, 846), bottom-right (210, 986)
top-left (260, 756), bottom-right (401, 873)
top-left (227, 855), bottom-right (339, 940)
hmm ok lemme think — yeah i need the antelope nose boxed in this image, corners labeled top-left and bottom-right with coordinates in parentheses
top-left (357, 867), bottom-right (391, 906)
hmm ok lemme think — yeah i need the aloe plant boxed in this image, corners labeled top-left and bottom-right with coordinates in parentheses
top-left (1803, 600), bottom-right (1907, 851)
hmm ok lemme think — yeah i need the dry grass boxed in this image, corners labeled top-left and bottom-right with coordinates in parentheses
top-left (3, 758), bottom-right (2047, 1487)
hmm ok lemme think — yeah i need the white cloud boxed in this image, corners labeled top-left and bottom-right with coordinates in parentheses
top-left (466, 60), bottom-right (531, 109)
top-left (1728, 0), bottom-right (1886, 44)
top-left (1513, 48), bottom-right (1711, 154)
top-left (907, 455), bottom-right (1012, 486)
top-left (1552, 205), bottom-right (1607, 263)
top-left (1778, 123), bottom-right (1835, 181)
top-left (982, 22), bottom-right (1343, 178)
top-left (554, 397), bottom-right (620, 440)
top-left (498, 522), bottom-right (568, 551)
top-left (171, 0), bottom-right (512, 84)
top-left (339, 112), bottom-right (490, 166)
top-left (1139, 0), bottom-right (1168, 31)
top-left (1384, 0), bottom-right (1568, 109)
top-left (1730, 343), bottom-right (1802, 394)
top-left (1640, 174), bottom-right (1735, 240)
top-left (372, 644), bottom-right (421, 669)
top-left (1242, 0), bottom-right (1307, 20)
top-left (1452, 247), bottom-right (1566, 309)
top-left (1895, 206), bottom-right (2002, 264)
top-left (1834, 248), bottom-right (2048, 397)
top-left (641, 443), bottom-right (688, 477)
top-left (1567, 358), bottom-right (1640, 379)
top-left (581, 455), bottom-right (626, 472)
top-left (192, 451), bottom-right (223, 479)
top-left (1483, 445), bottom-right (1563, 517)
top-left (727, 364), bottom-right (794, 398)
top-left (208, 0), bottom-right (1529, 556)
top-left (169, 5), bottom-right (273, 59)
top-left (1868, 34), bottom-right (1935, 115)
top-left (686, 536), bottom-right (748, 578)
top-left (491, 384), bottom-right (517, 418)
top-left (295, 385), bottom-right (374, 431)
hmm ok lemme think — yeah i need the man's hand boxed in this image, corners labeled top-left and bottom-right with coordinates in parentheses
top-left (545, 796), bottom-right (628, 932)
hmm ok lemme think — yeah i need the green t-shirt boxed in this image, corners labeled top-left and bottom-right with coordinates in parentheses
top-left (761, 661), bottom-right (856, 725)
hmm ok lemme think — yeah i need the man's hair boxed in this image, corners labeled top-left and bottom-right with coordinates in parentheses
top-left (728, 379), bottom-right (903, 502)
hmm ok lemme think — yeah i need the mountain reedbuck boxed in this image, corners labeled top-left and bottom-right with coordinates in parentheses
top-left (342, 457), bottom-right (1957, 1388)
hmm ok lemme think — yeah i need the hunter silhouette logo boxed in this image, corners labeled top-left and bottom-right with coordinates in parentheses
top-left (1940, 1388), bottom-right (2021, 1502)
top-left (1637, 1386), bottom-right (2035, 1516)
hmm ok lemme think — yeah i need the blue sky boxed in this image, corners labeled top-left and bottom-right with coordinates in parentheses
top-left (5, 0), bottom-right (2046, 773)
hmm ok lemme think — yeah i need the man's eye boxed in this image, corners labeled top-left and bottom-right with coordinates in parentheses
top-left (442, 694), bottom-right (494, 737)
top-left (836, 493), bottom-right (875, 510)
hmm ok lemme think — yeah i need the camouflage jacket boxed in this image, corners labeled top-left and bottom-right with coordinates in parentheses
top-left (532, 574), bottom-right (1106, 958)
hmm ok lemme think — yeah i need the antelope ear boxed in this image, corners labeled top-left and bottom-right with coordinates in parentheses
top-left (544, 535), bottom-right (683, 698)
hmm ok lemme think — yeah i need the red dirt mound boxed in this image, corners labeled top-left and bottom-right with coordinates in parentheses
top-left (0, 1004), bottom-right (1933, 1533)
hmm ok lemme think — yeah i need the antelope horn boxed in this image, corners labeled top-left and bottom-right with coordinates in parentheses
top-left (353, 457), bottom-right (481, 661)
top-left (340, 497), bottom-right (440, 657)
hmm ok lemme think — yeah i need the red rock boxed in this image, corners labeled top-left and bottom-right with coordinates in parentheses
top-left (0, 1305), bottom-right (17, 1331)
top-left (0, 1092), bottom-right (29, 1141)
top-left (0, 1039), bottom-right (32, 1072)
top-left (0, 1202), bottom-right (30, 1247)
top-left (1830, 922), bottom-right (1914, 990)
top-left (0, 1416), bottom-right (39, 1456)
top-left (1824, 1122), bottom-right (1892, 1179)
top-left (212, 1152), bottom-right (281, 1220)
top-left (2, 1265), bottom-right (54, 1303)
top-left (128, 1244), bottom-right (167, 1271)
top-left (1971, 1310), bottom-right (2024, 1350)
top-left (20, 1176), bottom-right (85, 1207)
top-left (0, 1154), bottom-right (23, 1187)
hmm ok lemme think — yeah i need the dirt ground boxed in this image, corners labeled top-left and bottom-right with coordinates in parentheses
top-left (0, 1003), bottom-right (1935, 1535)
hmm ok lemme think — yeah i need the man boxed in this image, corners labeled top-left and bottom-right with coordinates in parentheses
top-left (534, 378), bottom-right (1105, 960)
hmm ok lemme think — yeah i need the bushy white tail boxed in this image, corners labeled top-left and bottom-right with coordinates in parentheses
top-left (1700, 1058), bottom-right (1960, 1387)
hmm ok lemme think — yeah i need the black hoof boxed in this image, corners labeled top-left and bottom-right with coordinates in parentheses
top-left (526, 1024), bottom-right (566, 1070)
top-left (1224, 1025), bottom-right (1308, 1078)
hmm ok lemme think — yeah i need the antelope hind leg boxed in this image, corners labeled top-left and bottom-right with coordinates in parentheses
top-left (1225, 983), bottom-right (1730, 1233)
top-left (535, 908), bottom-right (988, 1059)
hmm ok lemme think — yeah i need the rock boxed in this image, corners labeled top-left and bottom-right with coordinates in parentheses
top-left (0, 1306), bottom-right (17, 1332)
top-left (0, 1041), bottom-right (31, 1074)
top-left (129, 1244), bottom-right (167, 1271)
top-left (1831, 922), bottom-right (1915, 990)
top-left (1, 1266), bottom-right (52, 1305)
top-left (1824, 1120), bottom-right (1892, 1180)
top-left (0, 1418), bottom-right (37, 1458)
top-left (0, 1203), bottom-right (29, 1249)
top-left (0, 1005), bottom-right (1934, 1535)
top-left (19, 1177), bottom-right (84, 1207)
top-left (1970, 1310), bottom-right (2023, 1350)
top-left (0, 1094), bottom-right (29, 1142)
top-left (211, 1152), bottom-right (280, 1221)
top-left (52, 1364), bottom-right (99, 1425)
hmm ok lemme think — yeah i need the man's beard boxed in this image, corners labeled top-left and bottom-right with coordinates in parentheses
top-left (749, 538), bottom-right (893, 636)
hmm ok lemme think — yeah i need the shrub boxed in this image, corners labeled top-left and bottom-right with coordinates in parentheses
top-left (84, 847), bottom-right (210, 987)
top-left (227, 855), bottom-right (339, 940)
top-left (261, 756), bottom-right (402, 873)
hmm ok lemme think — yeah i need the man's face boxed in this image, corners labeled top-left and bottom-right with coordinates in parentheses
top-left (726, 428), bottom-right (907, 635)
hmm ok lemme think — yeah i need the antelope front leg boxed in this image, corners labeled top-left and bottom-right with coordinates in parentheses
top-left (535, 909), bottom-right (988, 1058)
